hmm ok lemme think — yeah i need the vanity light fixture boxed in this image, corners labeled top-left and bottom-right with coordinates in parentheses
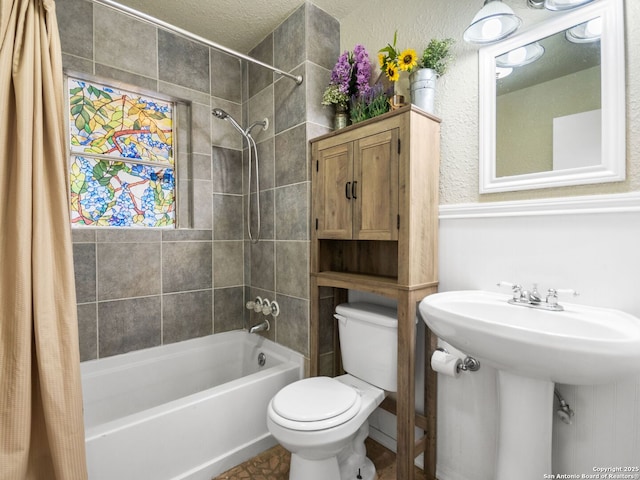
top-left (463, 0), bottom-right (522, 44)
top-left (466, 0), bottom-right (600, 44)
top-left (543, 0), bottom-right (596, 11)
top-left (495, 42), bottom-right (545, 67)
top-left (565, 17), bottom-right (603, 43)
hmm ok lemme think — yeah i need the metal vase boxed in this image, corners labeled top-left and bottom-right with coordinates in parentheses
top-left (409, 68), bottom-right (437, 114)
top-left (334, 104), bottom-right (349, 130)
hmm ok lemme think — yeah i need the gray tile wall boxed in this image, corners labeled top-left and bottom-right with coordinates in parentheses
top-left (244, 3), bottom-right (337, 366)
top-left (59, 0), bottom-right (339, 365)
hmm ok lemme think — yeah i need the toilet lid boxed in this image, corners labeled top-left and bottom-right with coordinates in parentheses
top-left (272, 377), bottom-right (359, 423)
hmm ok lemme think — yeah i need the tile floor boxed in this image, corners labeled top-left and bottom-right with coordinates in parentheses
top-left (212, 437), bottom-right (424, 480)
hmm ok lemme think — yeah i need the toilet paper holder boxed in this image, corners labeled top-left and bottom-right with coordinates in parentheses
top-left (436, 347), bottom-right (481, 373)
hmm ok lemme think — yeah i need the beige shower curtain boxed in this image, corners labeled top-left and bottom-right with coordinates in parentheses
top-left (0, 0), bottom-right (88, 478)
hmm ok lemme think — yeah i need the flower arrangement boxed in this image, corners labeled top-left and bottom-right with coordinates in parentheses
top-left (378, 33), bottom-right (455, 81)
top-left (322, 44), bottom-right (390, 125)
top-left (378, 31), bottom-right (418, 82)
top-left (322, 44), bottom-right (372, 108)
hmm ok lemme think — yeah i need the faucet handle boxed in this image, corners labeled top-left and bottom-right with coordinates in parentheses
top-left (253, 296), bottom-right (264, 313)
top-left (555, 288), bottom-right (579, 297)
top-left (546, 288), bottom-right (579, 306)
top-left (497, 281), bottom-right (523, 300)
top-left (546, 288), bottom-right (579, 297)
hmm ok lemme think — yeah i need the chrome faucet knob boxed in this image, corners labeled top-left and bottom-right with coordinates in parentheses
top-left (497, 281), bottom-right (523, 300)
top-left (546, 288), bottom-right (579, 301)
top-left (546, 288), bottom-right (559, 306)
top-left (545, 288), bottom-right (579, 309)
top-left (253, 296), bottom-right (263, 313)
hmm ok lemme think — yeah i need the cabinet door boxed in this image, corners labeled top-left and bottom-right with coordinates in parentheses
top-left (353, 129), bottom-right (399, 240)
top-left (314, 142), bottom-right (354, 239)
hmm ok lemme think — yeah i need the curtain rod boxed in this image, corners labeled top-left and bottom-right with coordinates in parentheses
top-left (91, 0), bottom-right (304, 85)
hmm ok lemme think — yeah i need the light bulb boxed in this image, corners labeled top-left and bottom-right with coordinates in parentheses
top-left (507, 47), bottom-right (527, 65)
top-left (481, 18), bottom-right (503, 39)
top-left (586, 17), bottom-right (602, 36)
top-left (496, 67), bottom-right (513, 79)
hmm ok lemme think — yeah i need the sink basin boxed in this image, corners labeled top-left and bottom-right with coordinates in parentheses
top-left (419, 290), bottom-right (640, 480)
top-left (419, 290), bottom-right (640, 385)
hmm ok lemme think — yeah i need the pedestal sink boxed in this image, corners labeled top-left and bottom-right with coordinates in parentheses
top-left (419, 290), bottom-right (640, 480)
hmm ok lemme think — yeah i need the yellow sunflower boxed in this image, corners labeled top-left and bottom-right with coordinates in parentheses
top-left (385, 62), bottom-right (400, 82)
top-left (398, 48), bottom-right (418, 71)
top-left (377, 52), bottom-right (386, 68)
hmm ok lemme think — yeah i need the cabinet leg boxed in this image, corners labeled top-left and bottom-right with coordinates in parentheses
top-left (396, 293), bottom-right (416, 480)
top-left (310, 277), bottom-right (320, 377)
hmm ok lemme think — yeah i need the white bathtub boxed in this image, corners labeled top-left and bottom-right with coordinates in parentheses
top-left (81, 330), bottom-right (304, 480)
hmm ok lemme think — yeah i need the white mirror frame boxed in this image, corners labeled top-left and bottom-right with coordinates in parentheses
top-left (478, 0), bottom-right (625, 194)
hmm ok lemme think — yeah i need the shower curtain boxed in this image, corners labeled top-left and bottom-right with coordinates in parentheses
top-left (0, 0), bottom-right (88, 478)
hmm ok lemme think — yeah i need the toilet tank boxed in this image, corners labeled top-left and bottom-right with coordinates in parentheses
top-left (334, 302), bottom-right (398, 392)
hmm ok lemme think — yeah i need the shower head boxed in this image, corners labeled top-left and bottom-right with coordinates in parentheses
top-left (212, 108), bottom-right (229, 120)
top-left (212, 108), bottom-right (245, 136)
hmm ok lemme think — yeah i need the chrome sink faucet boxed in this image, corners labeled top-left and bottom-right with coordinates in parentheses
top-left (497, 282), bottom-right (579, 311)
top-left (521, 284), bottom-right (542, 304)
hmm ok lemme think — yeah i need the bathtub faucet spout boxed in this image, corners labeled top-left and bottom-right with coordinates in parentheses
top-left (249, 319), bottom-right (270, 334)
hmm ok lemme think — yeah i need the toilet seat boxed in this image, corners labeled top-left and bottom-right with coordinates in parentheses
top-left (269, 377), bottom-right (362, 431)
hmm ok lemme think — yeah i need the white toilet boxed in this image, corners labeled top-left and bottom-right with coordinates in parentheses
top-left (267, 302), bottom-right (398, 480)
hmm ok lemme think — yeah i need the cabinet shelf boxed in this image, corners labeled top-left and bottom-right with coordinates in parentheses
top-left (313, 271), bottom-right (438, 297)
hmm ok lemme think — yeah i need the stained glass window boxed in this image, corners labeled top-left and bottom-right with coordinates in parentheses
top-left (68, 77), bottom-right (176, 227)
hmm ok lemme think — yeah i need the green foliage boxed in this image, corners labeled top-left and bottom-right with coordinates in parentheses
top-left (349, 85), bottom-right (390, 124)
top-left (368, 90), bottom-right (391, 118)
top-left (419, 38), bottom-right (455, 76)
top-left (379, 30), bottom-right (400, 63)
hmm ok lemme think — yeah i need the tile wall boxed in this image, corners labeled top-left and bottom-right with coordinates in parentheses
top-left (57, 0), bottom-right (340, 368)
top-left (241, 2), bottom-right (340, 371)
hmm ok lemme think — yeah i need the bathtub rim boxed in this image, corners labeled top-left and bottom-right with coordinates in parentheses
top-left (81, 330), bottom-right (305, 439)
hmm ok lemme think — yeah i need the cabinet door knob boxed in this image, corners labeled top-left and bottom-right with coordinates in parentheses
top-left (345, 181), bottom-right (351, 199)
top-left (352, 181), bottom-right (357, 199)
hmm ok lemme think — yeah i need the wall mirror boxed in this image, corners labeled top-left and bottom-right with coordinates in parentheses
top-left (478, 0), bottom-right (625, 194)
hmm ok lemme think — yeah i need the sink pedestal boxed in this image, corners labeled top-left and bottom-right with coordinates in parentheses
top-left (496, 371), bottom-right (554, 480)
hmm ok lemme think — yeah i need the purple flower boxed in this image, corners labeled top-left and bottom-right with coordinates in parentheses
top-left (328, 45), bottom-right (372, 101)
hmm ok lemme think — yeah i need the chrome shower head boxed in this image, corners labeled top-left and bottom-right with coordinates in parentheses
top-left (212, 108), bottom-right (245, 135)
top-left (212, 108), bottom-right (229, 119)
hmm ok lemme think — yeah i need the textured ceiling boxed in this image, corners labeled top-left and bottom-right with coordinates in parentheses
top-left (111, 0), bottom-right (366, 54)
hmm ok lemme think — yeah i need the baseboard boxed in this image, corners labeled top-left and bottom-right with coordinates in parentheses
top-left (368, 425), bottom-right (425, 470)
top-left (435, 464), bottom-right (475, 480)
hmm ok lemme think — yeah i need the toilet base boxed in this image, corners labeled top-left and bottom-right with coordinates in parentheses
top-left (290, 454), bottom-right (341, 480)
top-left (286, 422), bottom-right (377, 480)
top-left (343, 456), bottom-right (375, 480)
top-left (338, 422), bottom-right (375, 480)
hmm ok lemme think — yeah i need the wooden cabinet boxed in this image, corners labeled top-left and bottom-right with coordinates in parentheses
top-left (314, 129), bottom-right (399, 240)
top-left (309, 105), bottom-right (441, 480)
